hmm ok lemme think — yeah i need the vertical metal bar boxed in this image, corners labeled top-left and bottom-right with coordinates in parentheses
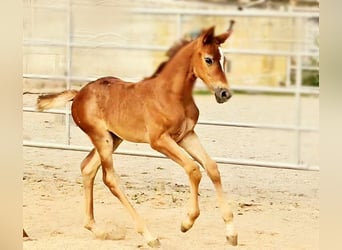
top-left (294, 53), bottom-right (302, 164)
top-left (65, 0), bottom-right (72, 145)
top-left (286, 55), bottom-right (291, 87)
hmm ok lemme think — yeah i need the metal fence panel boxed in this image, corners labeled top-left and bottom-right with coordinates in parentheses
top-left (23, 1), bottom-right (319, 171)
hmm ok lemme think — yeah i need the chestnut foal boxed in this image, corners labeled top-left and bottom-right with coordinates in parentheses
top-left (37, 22), bottom-right (237, 247)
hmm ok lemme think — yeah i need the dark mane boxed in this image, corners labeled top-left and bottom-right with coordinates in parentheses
top-left (143, 38), bottom-right (193, 80)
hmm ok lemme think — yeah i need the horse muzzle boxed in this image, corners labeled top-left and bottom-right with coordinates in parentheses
top-left (214, 87), bottom-right (232, 103)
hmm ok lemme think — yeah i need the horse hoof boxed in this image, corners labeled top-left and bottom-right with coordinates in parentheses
top-left (23, 229), bottom-right (29, 238)
top-left (181, 222), bottom-right (193, 233)
top-left (180, 224), bottom-right (188, 233)
top-left (147, 238), bottom-right (161, 248)
top-left (226, 234), bottom-right (238, 246)
top-left (180, 220), bottom-right (193, 233)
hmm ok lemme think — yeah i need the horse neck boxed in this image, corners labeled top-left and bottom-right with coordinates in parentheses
top-left (156, 41), bottom-right (197, 99)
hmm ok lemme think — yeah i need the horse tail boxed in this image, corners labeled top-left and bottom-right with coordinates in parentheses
top-left (37, 89), bottom-right (79, 111)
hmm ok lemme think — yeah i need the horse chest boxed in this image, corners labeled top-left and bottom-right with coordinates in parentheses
top-left (169, 114), bottom-right (197, 142)
top-left (147, 98), bottom-right (199, 142)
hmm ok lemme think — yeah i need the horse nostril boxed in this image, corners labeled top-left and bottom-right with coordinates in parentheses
top-left (220, 89), bottom-right (232, 100)
top-left (215, 88), bottom-right (232, 103)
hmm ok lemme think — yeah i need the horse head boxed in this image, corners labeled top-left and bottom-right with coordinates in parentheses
top-left (192, 20), bottom-right (235, 103)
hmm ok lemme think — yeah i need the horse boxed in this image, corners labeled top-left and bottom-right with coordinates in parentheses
top-left (36, 21), bottom-right (237, 248)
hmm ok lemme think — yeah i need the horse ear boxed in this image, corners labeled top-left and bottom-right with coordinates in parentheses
top-left (215, 20), bottom-right (235, 44)
top-left (215, 32), bottom-right (232, 44)
top-left (201, 26), bottom-right (215, 45)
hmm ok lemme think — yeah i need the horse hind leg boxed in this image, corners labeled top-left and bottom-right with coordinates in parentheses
top-left (88, 131), bottom-right (159, 247)
top-left (80, 148), bottom-right (101, 233)
top-left (80, 139), bottom-right (126, 241)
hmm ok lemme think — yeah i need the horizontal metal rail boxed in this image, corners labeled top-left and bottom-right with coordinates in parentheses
top-left (23, 140), bottom-right (319, 171)
top-left (231, 85), bottom-right (319, 95)
top-left (22, 74), bottom-right (319, 95)
top-left (23, 107), bottom-right (318, 132)
top-left (197, 120), bottom-right (318, 132)
top-left (131, 8), bottom-right (319, 19)
top-left (23, 73), bottom-right (98, 83)
top-left (23, 4), bottom-right (319, 19)
top-left (23, 39), bottom-right (319, 58)
top-left (290, 65), bottom-right (319, 71)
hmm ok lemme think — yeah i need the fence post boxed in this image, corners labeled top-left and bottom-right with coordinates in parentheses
top-left (294, 53), bottom-right (302, 165)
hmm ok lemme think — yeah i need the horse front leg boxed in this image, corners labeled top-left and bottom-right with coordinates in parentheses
top-left (179, 131), bottom-right (238, 246)
top-left (150, 134), bottom-right (202, 233)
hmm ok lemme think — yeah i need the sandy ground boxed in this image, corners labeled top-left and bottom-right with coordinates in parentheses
top-left (23, 93), bottom-right (319, 249)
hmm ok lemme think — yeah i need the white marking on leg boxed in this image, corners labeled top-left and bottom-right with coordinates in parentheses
top-left (226, 221), bottom-right (236, 236)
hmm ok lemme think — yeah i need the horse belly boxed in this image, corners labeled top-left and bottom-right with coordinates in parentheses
top-left (110, 123), bottom-right (149, 143)
top-left (106, 107), bottom-right (149, 143)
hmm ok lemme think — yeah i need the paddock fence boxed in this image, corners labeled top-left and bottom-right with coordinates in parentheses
top-left (23, 1), bottom-right (319, 171)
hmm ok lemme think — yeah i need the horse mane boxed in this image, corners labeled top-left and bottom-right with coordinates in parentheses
top-left (143, 37), bottom-right (193, 80)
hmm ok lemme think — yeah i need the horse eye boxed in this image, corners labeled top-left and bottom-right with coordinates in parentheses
top-left (204, 57), bottom-right (213, 65)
